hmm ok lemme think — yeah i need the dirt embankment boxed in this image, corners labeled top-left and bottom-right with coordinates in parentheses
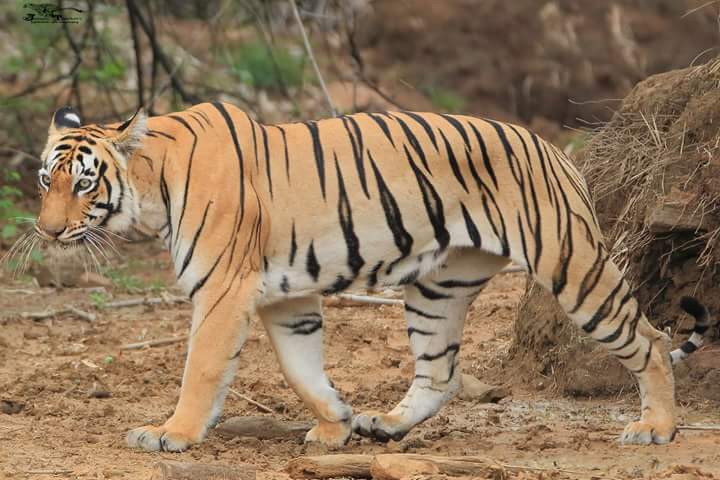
top-left (511, 57), bottom-right (720, 399)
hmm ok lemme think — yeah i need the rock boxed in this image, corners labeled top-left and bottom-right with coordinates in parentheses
top-left (77, 272), bottom-right (113, 288)
top-left (458, 374), bottom-right (509, 403)
top-left (0, 399), bottom-right (24, 414)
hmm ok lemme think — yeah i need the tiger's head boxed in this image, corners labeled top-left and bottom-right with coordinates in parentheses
top-left (35, 106), bottom-right (147, 248)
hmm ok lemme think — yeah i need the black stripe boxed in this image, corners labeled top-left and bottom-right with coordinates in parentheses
top-left (280, 275), bottom-right (290, 293)
top-left (159, 154), bottom-right (173, 245)
top-left (413, 282), bottom-right (452, 300)
top-left (468, 122), bottom-right (498, 189)
top-left (435, 278), bottom-right (488, 289)
top-left (178, 201), bottom-right (212, 278)
top-left (417, 343), bottom-right (460, 362)
top-left (401, 111), bottom-right (438, 151)
top-left (404, 145), bottom-right (450, 250)
top-left (440, 114), bottom-right (472, 151)
top-left (289, 222), bottom-right (298, 267)
top-left (438, 129), bottom-right (469, 193)
top-left (571, 248), bottom-right (606, 314)
top-left (367, 113), bottom-right (396, 147)
top-left (260, 124), bottom-right (273, 198)
top-left (305, 121), bottom-right (326, 199)
top-left (168, 115), bottom-right (198, 252)
top-left (250, 121), bottom-right (259, 169)
top-left (408, 327), bottom-right (436, 337)
top-left (306, 241), bottom-right (320, 281)
top-left (147, 129), bottom-right (176, 141)
top-left (367, 260), bottom-right (384, 288)
top-left (277, 125), bottom-right (290, 183)
top-left (284, 317), bottom-right (323, 335)
top-left (335, 154), bottom-right (365, 278)
top-left (460, 202), bottom-right (481, 247)
top-left (394, 115), bottom-right (430, 172)
top-left (405, 303), bottom-right (446, 319)
top-left (368, 151), bottom-right (413, 274)
top-left (341, 116), bottom-right (370, 198)
top-left (189, 253), bottom-right (223, 299)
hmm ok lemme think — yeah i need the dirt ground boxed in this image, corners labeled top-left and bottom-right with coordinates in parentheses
top-left (1, 242), bottom-right (719, 480)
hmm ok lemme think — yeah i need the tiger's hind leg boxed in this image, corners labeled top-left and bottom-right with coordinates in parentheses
top-left (528, 242), bottom-right (676, 445)
top-left (258, 296), bottom-right (353, 447)
top-left (353, 249), bottom-right (509, 442)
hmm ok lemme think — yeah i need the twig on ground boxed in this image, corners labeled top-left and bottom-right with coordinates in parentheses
top-left (678, 424), bottom-right (720, 431)
top-left (289, 0), bottom-right (336, 116)
top-left (120, 336), bottom-right (188, 351)
top-left (103, 294), bottom-right (189, 309)
top-left (21, 305), bottom-right (95, 322)
top-left (25, 470), bottom-right (73, 475)
top-left (228, 387), bottom-right (274, 414)
top-left (336, 294), bottom-right (403, 306)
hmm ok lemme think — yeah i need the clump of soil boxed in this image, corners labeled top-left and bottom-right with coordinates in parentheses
top-left (510, 57), bottom-right (720, 397)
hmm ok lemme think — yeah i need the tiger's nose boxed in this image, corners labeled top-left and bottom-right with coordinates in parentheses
top-left (38, 222), bottom-right (66, 239)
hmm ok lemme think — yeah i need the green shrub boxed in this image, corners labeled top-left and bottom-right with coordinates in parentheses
top-left (226, 41), bottom-right (305, 91)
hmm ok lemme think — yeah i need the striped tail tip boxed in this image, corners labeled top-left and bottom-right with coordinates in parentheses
top-left (670, 296), bottom-right (711, 365)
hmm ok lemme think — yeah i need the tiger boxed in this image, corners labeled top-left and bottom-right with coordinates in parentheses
top-left (19, 102), bottom-right (710, 452)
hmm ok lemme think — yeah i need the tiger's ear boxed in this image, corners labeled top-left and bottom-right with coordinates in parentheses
top-left (110, 108), bottom-right (147, 156)
top-left (48, 106), bottom-right (82, 136)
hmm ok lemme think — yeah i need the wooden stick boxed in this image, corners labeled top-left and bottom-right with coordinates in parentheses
top-left (286, 455), bottom-right (373, 479)
top-left (21, 305), bottom-right (95, 322)
top-left (228, 388), bottom-right (274, 414)
top-left (104, 295), bottom-right (188, 309)
top-left (155, 461), bottom-right (255, 480)
top-left (26, 469), bottom-right (74, 475)
top-left (678, 424), bottom-right (720, 431)
top-left (289, 0), bottom-right (336, 116)
top-left (120, 335), bottom-right (187, 351)
top-left (216, 416), bottom-right (311, 440)
top-left (336, 294), bottom-right (403, 306)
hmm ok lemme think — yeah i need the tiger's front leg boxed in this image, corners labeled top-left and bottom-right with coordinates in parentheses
top-left (126, 274), bottom-right (259, 452)
top-left (258, 296), bottom-right (353, 447)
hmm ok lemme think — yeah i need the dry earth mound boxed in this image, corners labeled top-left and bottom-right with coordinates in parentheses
top-left (509, 57), bottom-right (720, 400)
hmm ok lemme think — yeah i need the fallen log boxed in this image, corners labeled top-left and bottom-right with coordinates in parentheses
top-left (152, 461), bottom-right (256, 480)
top-left (370, 454), bottom-right (503, 480)
top-left (216, 416), bottom-right (312, 440)
top-left (286, 454), bottom-right (373, 479)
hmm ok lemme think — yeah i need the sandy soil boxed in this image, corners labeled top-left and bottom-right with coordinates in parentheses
top-left (1, 241), bottom-right (719, 480)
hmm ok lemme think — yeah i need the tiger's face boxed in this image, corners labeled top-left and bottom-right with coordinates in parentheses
top-left (36, 106), bottom-right (146, 248)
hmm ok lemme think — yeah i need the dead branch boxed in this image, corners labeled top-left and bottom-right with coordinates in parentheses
top-left (103, 294), bottom-right (189, 309)
top-left (678, 424), bottom-right (720, 431)
top-left (228, 388), bottom-right (274, 414)
top-left (21, 305), bottom-right (95, 322)
top-left (125, 0), bottom-right (200, 104)
top-left (120, 335), bottom-right (187, 351)
top-left (154, 461), bottom-right (256, 480)
top-left (336, 294), bottom-right (403, 306)
top-left (286, 455), bottom-right (373, 479)
top-left (289, 0), bottom-right (336, 116)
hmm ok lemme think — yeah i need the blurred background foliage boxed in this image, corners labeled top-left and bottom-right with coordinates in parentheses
top-left (1, 0), bottom-right (719, 250)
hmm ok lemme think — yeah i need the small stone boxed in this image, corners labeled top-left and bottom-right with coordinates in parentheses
top-left (458, 374), bottom-right (509, 403)
top-left (0, 399), bottom-right (24, 414)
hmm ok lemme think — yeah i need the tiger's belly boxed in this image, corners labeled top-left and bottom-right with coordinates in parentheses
top-left (259, 243), bottom-right (449, 306)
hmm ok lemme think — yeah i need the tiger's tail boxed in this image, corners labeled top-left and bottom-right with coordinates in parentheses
top-left (670, 296), bottom-right (711, 364)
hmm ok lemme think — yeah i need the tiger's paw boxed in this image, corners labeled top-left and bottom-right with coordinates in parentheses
top-left (352, 411), bottom-right (408, 443)
top-left (620, 420), bottom-right (676, 445)
top-left (126, 424), bottom-right (199, 452)
top-left (304, 419), bottom-right (352, 447)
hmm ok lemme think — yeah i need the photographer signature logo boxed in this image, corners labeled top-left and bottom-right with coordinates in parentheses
top-left (23, 3), bottom-right (84, 24)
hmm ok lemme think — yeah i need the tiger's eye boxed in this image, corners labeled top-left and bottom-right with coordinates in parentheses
top-left (78, 179), bottom-right (92, 190)
top-left (39, 173), bottom-right (51, 187)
